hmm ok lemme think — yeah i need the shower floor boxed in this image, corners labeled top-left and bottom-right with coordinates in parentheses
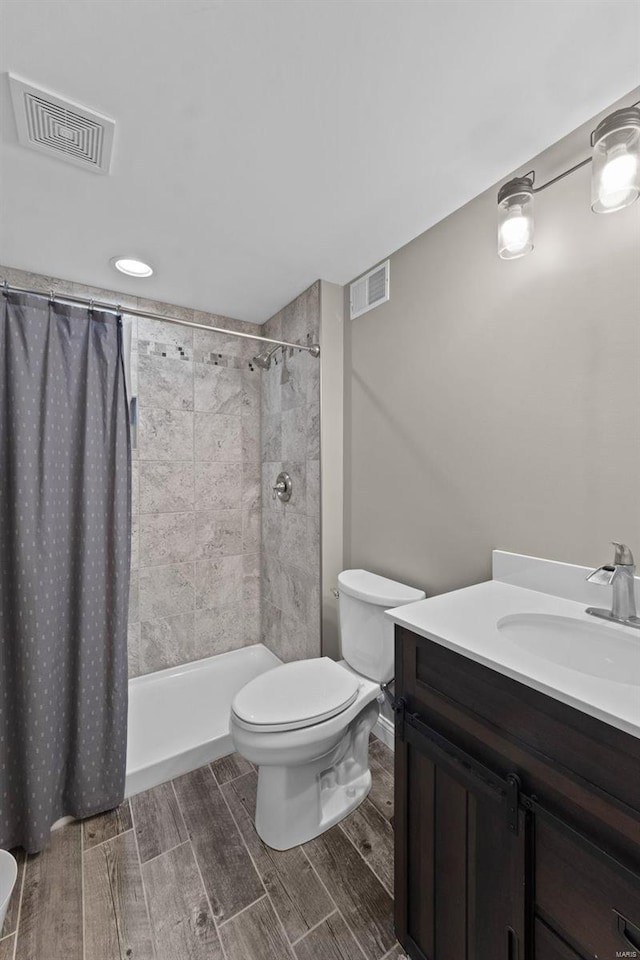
top-left (125, 643), bottom-right (281, 797)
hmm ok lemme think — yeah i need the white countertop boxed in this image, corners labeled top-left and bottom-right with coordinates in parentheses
top-left (386, 577), bottom-right (640, 739)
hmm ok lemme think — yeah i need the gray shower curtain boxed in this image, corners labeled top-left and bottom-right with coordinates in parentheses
top-left (0, 291), bottom-right (130, 853)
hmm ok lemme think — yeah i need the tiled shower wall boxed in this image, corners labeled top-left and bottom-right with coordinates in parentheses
top-left (131, 312), bottom-right (262, 676)
top-left (261, 282), bottom-right (322, 661)
top-left (0, 266), bottom-right (262, 677)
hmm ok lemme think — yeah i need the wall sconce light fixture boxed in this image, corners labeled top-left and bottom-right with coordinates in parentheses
top-left (498, 105), bottom-right (640, 259)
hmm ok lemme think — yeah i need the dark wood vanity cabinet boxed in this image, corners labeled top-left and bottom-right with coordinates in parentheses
top-left (394, 626), bottom-right (640, 960)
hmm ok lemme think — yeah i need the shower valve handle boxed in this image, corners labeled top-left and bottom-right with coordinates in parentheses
top-left (272, 472), bottom-right (292, 502)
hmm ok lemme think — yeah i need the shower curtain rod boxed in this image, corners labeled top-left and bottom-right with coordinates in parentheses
top-left (1, 281), bottom-right (321, 357)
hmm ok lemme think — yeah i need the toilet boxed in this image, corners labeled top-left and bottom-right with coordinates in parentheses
top-left (230, 569), bottom-right (425, 850)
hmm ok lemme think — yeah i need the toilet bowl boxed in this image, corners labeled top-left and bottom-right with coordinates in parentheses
top-left (230, 569), bottom-right (425, 850)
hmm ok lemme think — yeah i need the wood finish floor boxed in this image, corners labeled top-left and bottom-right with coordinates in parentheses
top-left (1, 737), bottom-right (403, 960)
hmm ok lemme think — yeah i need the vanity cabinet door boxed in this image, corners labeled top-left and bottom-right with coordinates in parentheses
top-left (395, 726), bottom-right (528, 960)
top-left (535, 817), bottom-right (640, 958)
top-left (534, 921), bottom-right (584, 960)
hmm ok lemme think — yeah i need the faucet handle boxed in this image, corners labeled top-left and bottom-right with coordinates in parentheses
top-left (611, 542), bottom-right (635, 565)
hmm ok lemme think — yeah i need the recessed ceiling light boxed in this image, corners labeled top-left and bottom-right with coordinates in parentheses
top-left (110, 256), bottom-right (154, 278)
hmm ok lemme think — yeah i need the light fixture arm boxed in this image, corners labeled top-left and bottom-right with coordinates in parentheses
top-left (528, 156), bottom-right (592, 195)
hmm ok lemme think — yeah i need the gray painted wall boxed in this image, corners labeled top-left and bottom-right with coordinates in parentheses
top-left (344, 90), bottom-right (640, 599)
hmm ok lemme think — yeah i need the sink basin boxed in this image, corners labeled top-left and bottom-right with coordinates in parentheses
top-left (497, 614), bottom-right (640, 686)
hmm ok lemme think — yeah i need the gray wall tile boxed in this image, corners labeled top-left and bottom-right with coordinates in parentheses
top-left (131, 460), bottom-right (140, 514)
top-left (242, 463), bottom-right (261, 510)
top-left (261, 461), bottom-right (283, 511)
top-left (196, 510), bottom-right (243, 559)
top-left (131, 516), bottom-right (140, 572)
top-left (243, 553), bottom-right (260, 605)
top-left (138, 354), bottom-right (193, 411)
top-left (281, 562), bottom-right (311, 624)
top-left (195, 605), bottom-right (245, 656)
top-left (262, 511), bottom-right (282, 558)
top-left (281, 349), bottom-right (308, 411)
top-left (195, 462), bottom-right (242, 510)
top-left (128, 622), bottom-right (141, 678)
top-left (241, 415), bottom-right (260, 462)
top-left (260, 283), bottom-right (321, 665)
top-left (137, 313), bottom-right (194, 353)
top-left (306, 402), bottom-right (320, 460)
top-left (280, 512), bottom-right (307, 569)
top-left (306, 459), bottom-right (320, 514)
top-left (307, 515), bottom-right (321, 574)
top-left (140, 614), bottom-right (196, 672)
top-left (243, 600), bottom-right (261, 645)
top-left (195, 413), bottom-right (242, 462)
top-left (195, 555), bottom-right (244, 611)
top-left (139, 462), bottom-right (194, 514)
top-left (262, 412), bottom-right (282, 461)
top-left (129, 574), bottom-right (139, 624)
top-left (138, 408), bottom-right (194, 461)
top-left (140, 513), bottom-right (195, 566)
top-left (281, 461), bottom-right (306, 513)
top-left (241, 371), bottom-right (260, 415)
top-left (262, 555), bottom-right (282, 609)
top-left (242, 506), bottom-right (260, 554)
top-left (281, 406), bottom-right (306, 460)
top-left (139, 562), bottom-right (195, 621)
top-left (194, 365), bottom-right (243, 414)
top-left (282, 612), bottom-right (317, 662)
top-left (193, 322), bottom-right (254, 360)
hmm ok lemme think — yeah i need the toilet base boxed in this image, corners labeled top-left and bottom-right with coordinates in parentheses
top-left (254, 700), bottom-right (379, 850)
top-left (317, 767), bottom-right (372, 831)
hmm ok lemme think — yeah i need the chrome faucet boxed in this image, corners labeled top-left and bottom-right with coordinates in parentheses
top-left (586, 541), bottom-right (640, 629)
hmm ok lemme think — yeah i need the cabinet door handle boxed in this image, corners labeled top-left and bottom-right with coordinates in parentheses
top-left (506, 926), bottom-right (519, 960)
top-left (615, 910), bottom-right (640, 951)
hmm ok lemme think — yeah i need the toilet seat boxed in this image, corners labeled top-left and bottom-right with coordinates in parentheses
top-left (231, 657), bottom-right (361, 733)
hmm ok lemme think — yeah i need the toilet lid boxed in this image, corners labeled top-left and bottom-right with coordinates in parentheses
top-left (232, 657), bottom-right (360, 731)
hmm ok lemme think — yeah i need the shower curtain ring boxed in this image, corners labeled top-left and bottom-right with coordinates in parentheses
top-left (89, 298), bottom-right (95, 314)
top-left (49, 289), bottom-right (55, 305)
top-left (2, 280), bottom-right (8, 298)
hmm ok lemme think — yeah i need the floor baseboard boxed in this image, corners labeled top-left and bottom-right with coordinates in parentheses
top-left (372, 713), bottom-right (395, 750)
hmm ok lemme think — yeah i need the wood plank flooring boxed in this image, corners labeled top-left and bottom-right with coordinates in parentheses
top-left (15, 821), bottom-right (83, 960)
top-left (1, 736), bottom-right (406, 960)
top-left (83, 830), bottom-right (154, 960)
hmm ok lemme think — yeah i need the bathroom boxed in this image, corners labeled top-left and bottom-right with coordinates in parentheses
top-left (0, 1), bottom-right (638, 958)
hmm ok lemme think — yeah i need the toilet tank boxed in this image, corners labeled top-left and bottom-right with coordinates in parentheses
top-left (338, 570), bottom-right (426, 682)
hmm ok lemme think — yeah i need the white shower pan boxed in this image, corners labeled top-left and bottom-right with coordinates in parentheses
top-left (125, 644), bottom-right (281, 797)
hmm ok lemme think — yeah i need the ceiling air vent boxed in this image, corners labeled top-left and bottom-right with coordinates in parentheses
top-left (8, 74), bottom-right (115, 174)
top-left (349, 260), bottom-right (390, 319)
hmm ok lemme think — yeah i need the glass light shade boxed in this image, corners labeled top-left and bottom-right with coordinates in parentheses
top-left (111, 257), bottom-right (154, 278)
top-left (498, 183), bottom-right (534, 260)
top-left (591, 108), bottom-right (640, 214)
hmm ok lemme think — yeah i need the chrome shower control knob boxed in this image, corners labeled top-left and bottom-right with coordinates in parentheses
top-left (272, 471), bottom-right (292, 502)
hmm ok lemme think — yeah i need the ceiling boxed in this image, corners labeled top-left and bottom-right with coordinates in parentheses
top-left (1, 0), bottom-right (638, 323)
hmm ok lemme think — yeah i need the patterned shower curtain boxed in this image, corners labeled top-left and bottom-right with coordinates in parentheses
top-left (0, 291), bottom-right (130, 853)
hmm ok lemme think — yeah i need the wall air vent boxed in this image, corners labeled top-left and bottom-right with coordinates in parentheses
top-left (349, 260), bottom-right (390, 319)
top-left (8, 74), bottom-right (115, 174)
